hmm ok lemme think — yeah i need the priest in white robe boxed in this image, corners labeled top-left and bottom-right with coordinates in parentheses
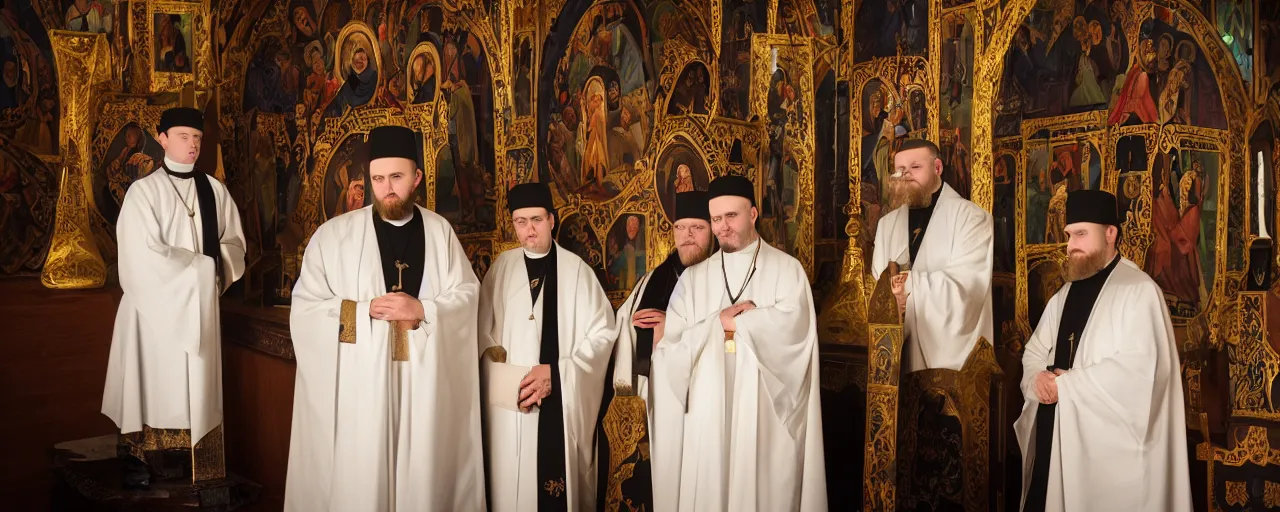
top-left (650, 175), bottom-right (827, 511)
top-left (102, 107), bottom-right (246, 488)
top-left (870, 138), bottom-right (994, 372)
top-left (285, 125), bottom-right (486, 511)
top-left (479, 182), bottom-right (616, 512)
top-left (1015, 190), bottom-right (1190, 512)
top-left (597, 191), bottom-right (716, 509)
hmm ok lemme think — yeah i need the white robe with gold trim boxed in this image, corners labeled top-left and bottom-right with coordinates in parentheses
top-left (478, 244), bottom-right (616, 512)
top-left (870, 182), bottom-right (994, 372)
top-left (102, 170), bottom-right (246, 445)
top-left (650, 239), bottom-right (827, 511)
top-left (1015, 258), bottom-right (1191, 512)
top-left (285, 206), bottom-right (485, 512)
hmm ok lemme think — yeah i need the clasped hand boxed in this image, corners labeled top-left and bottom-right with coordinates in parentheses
top-left (890, 273), bottom-right (909, 315)
top-left (632, 308), bottom-right (666, 349)
top-left (1035, 369), bottom-right (1067, 404)
top-left (519, 364), bottom-right (552, 412)
top-left (370, 292), bottom-right (425, 331)
top-left (719, 301), bottom-right (756, 332)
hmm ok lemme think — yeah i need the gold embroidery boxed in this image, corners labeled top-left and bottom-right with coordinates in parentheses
top-left (393, 326), bottom-right (410, 362)
top-left (120, 425), bottom-right (191, 462)
top-left (339, 300), bottom-right (357, 344)
top-left (911, 227), bottom-right (923, 244)
top-left (530, 277), bottom-right (541, 289)
top-left (482, 346), bottom-right (508, 363)
top-left (543, 478), bottom-right (566, 497)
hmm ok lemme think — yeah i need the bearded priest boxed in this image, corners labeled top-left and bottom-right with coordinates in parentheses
top-left (597, 191), bottom-right (716, 509)
top-left (102, 106), bottom-right (246, 489)
top-left (869, 138), bottom-right (994, 372)
top-left (1015, 190), bottom-right (1190, 512)
top-left (650, 175), bottom-right (827, 511)
top-left (478, 182), bottom-right (616, 512)
top-left (285, 125), bottom-right (486, 511)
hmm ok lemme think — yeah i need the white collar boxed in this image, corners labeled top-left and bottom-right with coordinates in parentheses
top-left (523, 246), bottom-right (551, 259)
top-left (164, 156), bottom-right (195, 173)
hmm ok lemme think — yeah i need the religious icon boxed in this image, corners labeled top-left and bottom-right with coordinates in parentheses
top-left (2, 2), bottom-right (60, 155)
top-left (323, 28), bottom-right (379, 117)
top-left (153, 13), bottom-right (193, 73)
top-left (854, 0), bottom-right (928, 62)
top-left (64, 0), bottom-right (115, 36)
top-left (324, 135), bottom-right (372, 219)
top-left (1145, 150), bottom-right (1217, 318)
top-left (666, 62), bottom-right (710, 115)
top-left (556, 214), bottom-right (607, 288)
top-left (407, 43), bottom-right (439, 104)
top-left (719, 0), bottom-right (767, 120)
top-left (513, 35), bottom-right (533, 116)
top-left (655, 141), bottom-right (710, 221)
top-left (993, 153), bottom-right (1017, 273)
top-left (243, 36), bottom-right (302, 114)
top-left (544, 2), bottom-right (654, 201)
top-left (95, 123), bottom-right (164, 225)
top-left (606, 214), bottom-right (646, 291)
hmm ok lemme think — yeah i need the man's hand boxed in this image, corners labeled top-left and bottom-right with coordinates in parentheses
top-left (370, 292), bottom-right (425, 323)
top-left (891, 273), bottom-right (910, 315)
top-left (718, 301), bottom-right (757, 332)
top-left (519, 364), bottom-right (553, 411)
top-left (633, 308), bottom-right (668, 350)
top-left (631, 308), bottom-right (665, 329)
top-left (1034, 371), bottom-right (1059, 404)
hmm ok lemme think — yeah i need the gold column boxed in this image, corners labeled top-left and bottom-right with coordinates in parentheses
top-left (40, 32), bottom-right (112, 290)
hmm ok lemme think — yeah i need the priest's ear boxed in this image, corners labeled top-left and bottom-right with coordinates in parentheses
top-left (1106, 224), bottom-right (1121, 248)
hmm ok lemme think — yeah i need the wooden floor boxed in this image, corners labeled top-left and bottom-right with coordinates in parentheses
top-left (0, 277), bottom-right (285, 511)
top-left (0, 277), bottom-right (121, 510)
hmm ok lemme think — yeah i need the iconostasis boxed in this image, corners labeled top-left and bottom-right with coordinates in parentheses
top-left (2, 0), bottom-right (1279, 508)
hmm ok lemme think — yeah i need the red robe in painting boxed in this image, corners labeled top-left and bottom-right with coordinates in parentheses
top-left (1146, 181), bottom-right (1203, 305)
top-left (1108, 63), bottom-right (1158, 125)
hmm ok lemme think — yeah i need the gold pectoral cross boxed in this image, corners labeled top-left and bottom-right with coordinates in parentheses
top-left (391, 260), bottom-right (410, 292)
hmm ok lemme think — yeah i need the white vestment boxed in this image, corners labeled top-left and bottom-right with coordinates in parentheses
top-left (1014, 258), bottom-right (1191, 512)
top-left (870, 182), bottom-right (994, 372)
top-left (651, 239), bottom-right (827, 511)
top-left (102, 170), bottom-right (246, 445)
top-left (478, 244), bottom-right (616, 512)
top-left (285, 206), bottom-right (486, 512)
top-left (610, 271), bottom-right (654, 410)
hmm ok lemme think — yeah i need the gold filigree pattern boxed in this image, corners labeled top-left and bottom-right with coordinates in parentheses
top-left (601, 395), bottom-right (649, 511)
top-left (40, 31), bottom-right (110, 289)
top-left (1230, 292), bottom-right (1280, 420)
top-left (1225, 480), bottom-right (1249, 507)
top-left (1266, 481), bottom-right (1280, 509)
top-left (191, 423), bottom-right (226, 482)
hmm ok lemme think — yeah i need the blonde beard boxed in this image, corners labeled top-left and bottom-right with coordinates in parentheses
top-left (888, 177), bottom-right (939, 210)
top-left (1064, 248), bottom-right (1112, 281)
top-left (374, 194), bottom-right (412, 220)
top-left (677, 243), bottom-right (714, 266)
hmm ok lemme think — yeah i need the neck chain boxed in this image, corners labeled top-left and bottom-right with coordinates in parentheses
top-left (162, 164), bottom-right (201, 252)
top-left (721, 238), bottom-right (761, 305)
top-left (166, 172), bottom-right (196, 218)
